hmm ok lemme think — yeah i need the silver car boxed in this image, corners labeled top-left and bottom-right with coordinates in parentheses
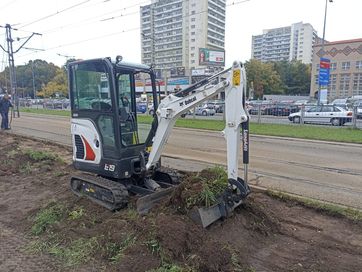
top-left (195, 104), bottom-right (216, 116)
top-left (288, 105), bottom-right (353, 126)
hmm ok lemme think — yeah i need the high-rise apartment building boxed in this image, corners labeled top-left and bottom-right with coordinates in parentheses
top-left (140, 0), bottom-right (226, 87)
top-left (251, 22), bottom-right (319, 64)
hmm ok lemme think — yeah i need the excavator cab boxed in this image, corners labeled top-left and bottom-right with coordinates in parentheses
top-left (68, 57), bottom-right (159, 180)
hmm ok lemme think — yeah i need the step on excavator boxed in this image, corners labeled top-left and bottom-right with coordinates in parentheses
top-left (68, 56), bottom-right (250, 227)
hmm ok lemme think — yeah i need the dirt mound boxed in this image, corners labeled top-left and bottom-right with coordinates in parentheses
top-left (168, 167), bottom-right (228, 213)
top-left (1, 133), bottom-right (362, 272)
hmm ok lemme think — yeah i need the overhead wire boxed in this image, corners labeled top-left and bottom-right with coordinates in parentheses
top-left (0, 0), bottom-right (18, 10)
top-left (40, 0), bottom-right (149, 35)
top-left (16, 0), bottom-right (251, 61)
top-left (18, 0), bottom-right (92, 29)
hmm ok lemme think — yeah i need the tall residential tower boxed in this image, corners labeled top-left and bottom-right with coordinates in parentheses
top-left (140, 0), bottom-right (226, 88)
top-left (252, 22), bottom-right (319, 64)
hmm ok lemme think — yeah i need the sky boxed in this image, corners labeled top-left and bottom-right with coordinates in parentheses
top-left (0, 0), bottom-right (361, 70)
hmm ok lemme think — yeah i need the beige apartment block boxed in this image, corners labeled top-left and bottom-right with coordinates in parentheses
top-left (310, 38), bottom-right (362, 100)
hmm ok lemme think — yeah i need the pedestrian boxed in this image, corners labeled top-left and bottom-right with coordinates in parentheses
top-left (0, 94), bottom-right (13, 130)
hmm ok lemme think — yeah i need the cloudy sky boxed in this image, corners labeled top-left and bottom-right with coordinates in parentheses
top-left (0, 0), bottom-right (361, 69)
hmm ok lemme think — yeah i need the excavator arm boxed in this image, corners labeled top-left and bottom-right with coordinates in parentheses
top-left (142, 61), bottom-right (251, 227)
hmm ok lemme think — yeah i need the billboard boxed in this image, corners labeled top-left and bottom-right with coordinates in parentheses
top-left (170, 67), bottom-right (185, 77)
top-left (199, 48), bottom-right (225, 66)
top-left (167, 77), bottom-right (189, 86)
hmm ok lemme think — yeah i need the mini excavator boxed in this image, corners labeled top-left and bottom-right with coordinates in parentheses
top-left (68, 56), bottom-right (250, 227)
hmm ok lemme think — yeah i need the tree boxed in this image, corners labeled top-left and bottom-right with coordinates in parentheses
top-left (273, 60), bottom-right (311, 95)
top-left (0, 59), bottom-right (68, 98)
top-left (245, 59), bottom-right (282, 98)
top-left (37, 68), bottom-right (68, 98)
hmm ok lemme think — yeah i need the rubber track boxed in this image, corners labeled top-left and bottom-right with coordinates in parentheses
top-left (71, 175), bottom-right (129, 211)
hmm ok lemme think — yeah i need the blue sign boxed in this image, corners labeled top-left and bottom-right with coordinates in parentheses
top-left (167, 77), bottom-right (189, 85)
top-left (319, 58), bottom-right (330, 86)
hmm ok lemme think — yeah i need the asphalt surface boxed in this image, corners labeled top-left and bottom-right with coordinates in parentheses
top-left (8, 113), bottom-right (362, 210)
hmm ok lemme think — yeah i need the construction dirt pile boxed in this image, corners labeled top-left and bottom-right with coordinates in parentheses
top-left (0, 133), bottom-right (362, 272)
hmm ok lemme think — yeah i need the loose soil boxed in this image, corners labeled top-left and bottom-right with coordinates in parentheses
top-left (0, 133), bottom-right (361, 272)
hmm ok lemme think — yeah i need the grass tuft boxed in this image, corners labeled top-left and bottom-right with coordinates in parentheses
top-left (31, 203), bottom-right (66, 235)
top-left (48, 237), bottom-right (99, 267)
top-left (266, 190), bottom-right (362, 222)
top-left (107, 234), bottom-right (136, 263)
top-left (24, 149), bottom-right (59, 162)
top-left (187, 166), bottom-right (228, 208)
top-left (68, 207), bottom-right (84, 220)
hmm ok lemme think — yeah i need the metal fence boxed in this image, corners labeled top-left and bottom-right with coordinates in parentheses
top-left (249, 104), bottom-right (362, 129)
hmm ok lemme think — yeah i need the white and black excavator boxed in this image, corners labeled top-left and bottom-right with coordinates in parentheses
top-left (68, 56), bottom-right (250, 227)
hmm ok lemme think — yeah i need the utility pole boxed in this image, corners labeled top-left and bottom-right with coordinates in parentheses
top-left (317, 0), bottom-right (333, 105)
top-left (0, 24), bottom-right (41, 117)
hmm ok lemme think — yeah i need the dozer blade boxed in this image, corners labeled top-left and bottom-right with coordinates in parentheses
top-left (136, 187), bottom-right (175, 215)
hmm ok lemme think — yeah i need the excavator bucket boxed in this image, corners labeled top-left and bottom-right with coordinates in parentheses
top-left (190, 177), bottom-right (250, 228)
top-left (137, 176), bottom-right (250, 228)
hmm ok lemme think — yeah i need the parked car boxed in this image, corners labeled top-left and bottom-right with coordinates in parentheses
top-left (354, 101), bottom-right (362, 119)
top-left (288, 105), bottom-right (353, 126)
top-left (136, 103), bottom-right (147, 113)
top-left (43, 99), bottom-right (65, 109)
top-left (330, 98), bottom-right (348, 109)
top-left (264, 103), bottom-right (299, 116)
top-left (148, 104), bottom-right (188, 117)
top-left (206, 100), bottom-right (225, 113)
top-left (195, 104), bottom-right (216, 116)
top-left (248, 100), bottom-right (272, 115)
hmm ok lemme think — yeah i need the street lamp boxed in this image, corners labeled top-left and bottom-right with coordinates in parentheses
top-left (318, 0), bottom-right (333, 105)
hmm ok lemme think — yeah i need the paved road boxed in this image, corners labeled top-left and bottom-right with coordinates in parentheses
top-left (8, 113), bottom-right (362, 210)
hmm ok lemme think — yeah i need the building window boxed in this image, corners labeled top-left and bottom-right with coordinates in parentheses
top-left (353, 73), bottom-right (362, 95)
top-left (356, 61), bottom-right (362, 69)
top-left (314, 75), bottom-right (319, 85)
top-left (191, 25), bottom-right (195, 29)
top-left (342, 62), bottom-right (350, 70)
top-left (328, 74), bottom-right (337, 98)
top-left (191, 17), bottom-right (195, 22)
top-left (330, 62), bottom-right (337, 71)
top-left (339, 74), bottom-right (351, 94)
top-left (191, 32), bottom-right (195, 35)
top-left (316, 64), bottom-right (320, 72)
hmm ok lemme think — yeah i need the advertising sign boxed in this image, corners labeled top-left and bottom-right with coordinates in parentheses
top-left (319, 58), bottom-right (330, 86)
top-left (170, 67), bottom-right (185, 77)
top-left (199, 48), bottom-right (225, 66)
top-left (167, 77), bottom-right (189, 86)
top-left (191, 69), bottom-right (205, 76)
top-left (320, 88), bottom-right (328, 104)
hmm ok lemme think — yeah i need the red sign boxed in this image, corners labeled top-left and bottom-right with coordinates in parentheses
top-left (320, 58), bottom-right (330, 69)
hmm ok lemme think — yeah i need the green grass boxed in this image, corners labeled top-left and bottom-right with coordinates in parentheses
top-left (107, 234), bottom-right (137, 263)
top-left (20, 108), bottom-right (70, 117)
top-left (24, 149), bottom-right (60, 162)
top-left (68, 207), bottom-right (85, 220)
top-left (266, 190), bottom-right (362, 222)
top-left (147, 264), bottom-right (186, 272)
top-left (31, 203), bottom-right (66, 235)
top-left (22, 109), bottom-right (362, 144)
top-left (128, 115), bottom-right (362, 144)
top-left (186, 166), bottom-right (229, 208)
top-left (48, 237), bottom-right (99, 267)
